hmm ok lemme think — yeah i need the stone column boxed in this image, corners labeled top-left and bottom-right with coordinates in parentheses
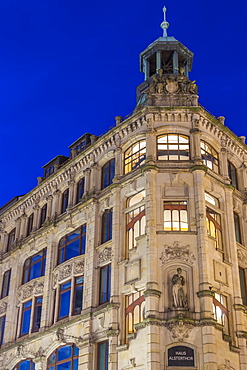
top-left (68, 180), bottom-right (76, 208)
top-left (173, 51), bottom-right (179, 74)
top-left (51, 189), bottom-right (61, 219)
top-left (84, 168), bottom-right (91, 195)
top-left (225, 186), bottom-right (247, 368)
top-left (15, 217), bottom-right (22, 242)
top-left (114, 147), bottom-right (122, 180)
top-left (190, 114), bottom-right (202, 162)
top-left (145, 116), bottom-right (156, 165)
top-left (90, 164), bottom-right (100, 193)
top-left (220, 147), bottom-right (229, 179)
top-left (192, 167), bottom-right (217, 370)
top-left (77, 336), bottom-right (93, 369)
top-left (143, 167), bottom-right (161, 369)
top-left (46, 195), bottom-right (53, 219)
top-left (156, 50), bottom-right (161, 73)
top-left (19, 214), bottom-right (27, 239)
top-left (32, 205), bottom-right (40, 231)
top-left (33, 356), bottom-right (46, 370)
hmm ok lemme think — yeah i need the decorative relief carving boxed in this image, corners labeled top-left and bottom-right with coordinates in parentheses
top-left (0, 301), bottom-right (7, 314)
top-left (98, 247), bottom-right (112, 265)
top-left (237, 249), bottom-right (247, 264)
top-left (160, 242), bottom-right (195, 266)
top-left (53, 256), bottom-right (85, 287)
top-left (166, 321), bottom-right (194, 341)
top-left (172, 268), bottom-right (187, 308)
top-left (74, 260), bottom-right (85, 274)
top-left (18, 278), bottom-right (44, 302)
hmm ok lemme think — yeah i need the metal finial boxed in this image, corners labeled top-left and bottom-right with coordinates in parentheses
top-left (160, 6), bottom-right (169, 37)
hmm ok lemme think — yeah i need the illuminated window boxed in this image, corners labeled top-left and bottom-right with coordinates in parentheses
top-left (126, 191), bottom-right (146, 251)
top-left (157, 134), bottom-right (190, 160)
top-left (47, 344), bottom-right (79, 370)
top-left (234, 212), bottom-right (242, 244)
top-left (26, 213), bottom-right (34, 236)
top-left (102, 159), bottom-right (115, 189)
top-left (76, 178), bottom-right (85, 203)
top-left (7, 228), bottom-right (16, 251)
top-left (124, 140), bottom-right (146, 174)
top-left (213, 293), bottom-right (229, 333)
top-left (204, 192), bottom-right (218, 207)
top-left (58, 225), bottom-right (86, 265)
top-left (58, 277), bottom-right (84, 320)
top-left (206, 209), bottom-right (222, 249)
top-left (1, 269), bottom-right (11, 299)
top-left (61, 189), bottom-right (69, 213)
top-left (228, 161), bottom-right (238, 189)
top-left (125, 291), bottom-right (145, 336)
top-left (40, 204), bottom-right (47, 227)
top-left (239, 267), bottom-right (247, 306)
top-left (13, 360), bottom-right (35, 370)
top-left (200, 140), bottom-right (219, 173)
top-left (99, 264), bottom-right (111, 304)
top-left (164, 202), bottom-right (188, 231)
top-left (102, 210), bottom-right (112, 244)
top-left (20, 297), bottom-right (43, 336)
top-left (23, 249), bottom-right (46, 284)
top-left (97, 341), bottom-right (109, 370)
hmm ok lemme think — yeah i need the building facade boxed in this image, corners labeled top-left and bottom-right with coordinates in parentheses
top-left (0, 7), bottom-right (247, 370)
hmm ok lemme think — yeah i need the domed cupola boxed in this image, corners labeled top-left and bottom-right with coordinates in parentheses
top-left (135, 6), bottom-right (198, 111)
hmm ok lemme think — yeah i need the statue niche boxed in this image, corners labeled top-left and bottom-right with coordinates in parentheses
top-left (171, 268), bottom-right (188, 309)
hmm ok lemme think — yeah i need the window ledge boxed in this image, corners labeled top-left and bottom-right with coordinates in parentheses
top-left (156, 231), bottom-right (197, 235)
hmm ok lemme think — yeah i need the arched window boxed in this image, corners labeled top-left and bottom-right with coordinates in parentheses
top-left (61, 189), bottom-right (69, 213)
top-left (23, 248), bottom-right (47, 284)
top-left (47, 344), bottom-right (79, 369)
top-left (40, 204), bottom-right (47, 227)
top-left (124, 140), bottom-right (146, 174)
top-left (228, 161), bottom-right (238, 189)
top-left (58, 225), bottom-right (86, 264)
top-left (7, 228), bottom-right (16, 251)
top-left (126, 191), bottom-right (146, 251)
top-left (200, 140), bottom-right (219, 173)
top-left (13, 360), bottom-right (35, 370)
top-left (157, 134), bottom-right (190, 160)
top-left (76, 178), bottom-right (85, 203)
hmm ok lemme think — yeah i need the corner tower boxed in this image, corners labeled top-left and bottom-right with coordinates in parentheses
top-left (136, 7), bottom-right (198, 110)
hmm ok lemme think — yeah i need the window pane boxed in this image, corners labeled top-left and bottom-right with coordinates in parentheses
top-left (30, 261), bottom-right (42, 280)
top-left (58, 345), bottom-right (72, 361)
top-left (1, 270), bottom-right (11, 299)
top-left (239, 268), bottom-right (247, 305)
top-left (21, 307), bottom-right (31, 335)
top-left (74, 285), bottom-right (83, 313)
top-left (66, 239), bottom-right (80, 260)
top-left (0, 316), bottom-right (6, 345)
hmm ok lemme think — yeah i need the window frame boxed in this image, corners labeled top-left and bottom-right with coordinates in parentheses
top-left (125, 291), bottom-right (145, 336)
top-left (124, 140), bottom-right (146, 174)
top-left (102, 209), bottom-right (112, 244)
top-left (200, 140), bottom-right (219, 173)
top-left (61, 188), bottom-right (69, 214)
top-left (0, 315), bottom-right (6, 346)
top-left (163, 201), bottom-right (188, 231)
top-left (99, 264), bottom-right (111, 305)
top-left (102, 159), bottom-right (115, 189)
top-left (58, 225), bottom-right (86, 265)
top-left (126, 192), bottom-right (146, 251)
top-left (20, 297), bottom-right (43, 337)
top-left (228, 161), bottom-right (238, 189)
top-left (40, 204), bottom-right (47, 228)
top-left (13, 359), bottom-right (35, 370)
top-left (234, 212), bottom-right (242, 244)
top-left (1, 269), bottom-right (11, 299)
top-left (157, 133), bottom-right (190, 161)
top-left (97, 341), bottom-right (109, 370)
top-left (76, 178), bottom-right (85, 203)
top-left (22, 248), bottom-right (47, 284)
top-left (47, 344), bottom-right (79, 370)
top-left (239, 267), bottom-right (247, 306)
top-left (57, 276), bottom-right (84, 321)
top-left (26, 213), bottom-right (34, 237)
top-left (32, 296), bottom-right (43, 332)
top-left (7, 228), bottom-right (16, 251)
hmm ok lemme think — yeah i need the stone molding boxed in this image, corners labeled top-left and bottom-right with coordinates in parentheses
top-left (17, 277), bottom-right (44, 303)
top-left (53, 255), bottom-right (85, 287)
top-left (165, 320), bottom-right (194, 342)
top-left (0, 300), bottom-right (7, 314)
top-left (160, 241), bottom-right (196, 266)
top-left (237, 248), bottom-right (247, 265)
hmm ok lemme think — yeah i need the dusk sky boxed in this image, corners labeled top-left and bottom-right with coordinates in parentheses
top-left (0, 0), bottom-right (246, 208)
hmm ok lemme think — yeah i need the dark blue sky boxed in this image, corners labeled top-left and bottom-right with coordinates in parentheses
top-left (1, 0), bottom-right (246, 208)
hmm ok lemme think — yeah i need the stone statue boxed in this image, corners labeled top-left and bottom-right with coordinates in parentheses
top-left (172, 268), bottom-right (186, 308)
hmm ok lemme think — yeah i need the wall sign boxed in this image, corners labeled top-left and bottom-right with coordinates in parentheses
top-left (168, 346), bottom-right (194, 367)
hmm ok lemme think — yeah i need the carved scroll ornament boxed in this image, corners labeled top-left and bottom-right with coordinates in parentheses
top-left (160, 242), bottom-right (195, 266)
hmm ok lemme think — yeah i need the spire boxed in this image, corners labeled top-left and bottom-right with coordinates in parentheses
top-left (160, 6), bottom-right (169, 37)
